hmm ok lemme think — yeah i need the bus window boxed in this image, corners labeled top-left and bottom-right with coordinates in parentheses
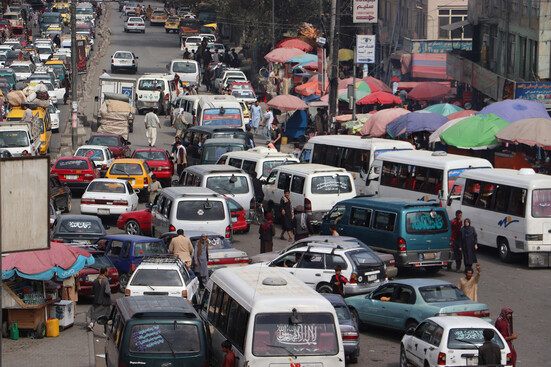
top-left (476, 183), bottom-right (495, 209)
top-left (228, 158), bottom-right (242, 169)
top-left (311, 144), bottom-right (327, 165)
top-left (532, 189), bottom-right (551, 217)
top-left (373, 211), bottom-right (397, 232)
top-left (426, 168), bottom-right (443, 195)
top-left (463, 179), bottom-right (480, 207)
top-left (414, 166), bottom-right (428, 192)
top-left (208, 284), bottom-right (221, 322)
top-left (493, 185), bottom-right (511, 213)
top-left (381, 161), bottom-right (396, 186)
top-left (509, 188), bottom-right (526, 217)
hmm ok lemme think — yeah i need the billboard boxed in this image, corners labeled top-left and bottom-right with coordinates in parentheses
top-left (77, 39), bottom-right (87, 73)
top-left (515, 82), bottom-right (551, 109)
top-left (0, 157), bottom-right (50, 253)
top-left (353, 0), bottom-right (378, 23)
top-left (356, 35), bottom-right (376, 64)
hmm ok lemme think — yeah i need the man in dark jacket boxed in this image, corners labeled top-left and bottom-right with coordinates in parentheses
top-left (478, 329), bottom-right (502, 366)
top-left (87, 267), bottom-right (111, 334)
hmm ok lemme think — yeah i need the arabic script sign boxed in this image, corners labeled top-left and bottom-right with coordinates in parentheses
top-left (353, 0), bottom-right (378, 23)
top-left (515, 82), bottom-right (551, 109)
top-left (356, 35), bottom-right (376, 64)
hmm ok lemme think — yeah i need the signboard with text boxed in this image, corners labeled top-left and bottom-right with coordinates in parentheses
top-left (353, 0), bottom-right (378, 23)
top-left (317, 47), bottom-right (326, 93)
top-left (356, 35), bottom-right (376, 64)
top-left (515, 82), bottom-right (551, 109)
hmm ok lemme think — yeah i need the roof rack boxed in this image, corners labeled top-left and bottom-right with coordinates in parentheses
top-left (140, 255), bottom-right (184, 266)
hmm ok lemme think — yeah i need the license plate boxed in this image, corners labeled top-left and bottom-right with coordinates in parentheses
top-left (147, 102), bottom-right (154, 105)
top-left (422, 252), bottom-right (436, 259)
top-left (466, 357), bottom-right (478, 366)
top-left (98, 209), bottom-right (110, 215)
top-left (65, 175), bottom-right (78, 180)
top-left (87, 274), bottom-right (99, 282)
top-left (367, 274), bottom-right (377, 282)
top-left (182, 81), bottom-right (188, 85)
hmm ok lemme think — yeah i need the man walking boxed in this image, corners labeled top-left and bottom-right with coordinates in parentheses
top-left (87, 266), bottom-right (111, 334)
top-left (458, 263), bottom-right (481, 301)
top-left (144, 110), bottom-right (161, 147)
top-left (250, 100), bottom-right (262, 134)
top-left (449, 210), bottom-right (463, 271)
top-left (261, 107), bottom-right (273, 139)
top-left (330, 265), bottom-right (348, 295)
top-left (148, 174), bottom-right (162, 204)
top-left (193, 233), bottom-right (209, 288)
top-left (478, 329), bottom-right (501, 366)
top-left (175, 139), bottom-right (187, 177)
top-left (168, 229), bottom-right (194, 267)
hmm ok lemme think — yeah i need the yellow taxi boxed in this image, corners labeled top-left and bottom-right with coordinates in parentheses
top-left (46, 26), bottom-right (63, 39)
top-left (105, 159), bottom-right (152, 202)
top-left (150, 9), bottom-right (168, 26)
top-left (164, 16), bottom-right (179, 33)
top-left (45, 59), bottom-right (68, 82)
top-left (7, 106), bottom-right (52, 154)
top-left (52, 3), bottom-right (71, 25)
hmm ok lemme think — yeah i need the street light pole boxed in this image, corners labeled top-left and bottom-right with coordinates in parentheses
top-left (70, 0), bottom-right (78, 150)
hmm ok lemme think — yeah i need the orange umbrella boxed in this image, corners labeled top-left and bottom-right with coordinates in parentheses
top-left (357, 91), bottom-right (401, 105)
top-left (295, 80), bottom-right (328, 96)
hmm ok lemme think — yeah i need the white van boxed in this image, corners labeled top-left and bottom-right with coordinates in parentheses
top-left (166, 59), bottom-right (200, 87)
top-left (263, 164), bottom-right (357, 224)
top-left (0, 123), bottom-right (40, 156)
top-left (217, 146), bottom-right (299, 179)
top-left (196, 95), bottom-right (245, 131)
top-left (136, 73), bottom-right (174, 115)
top-left (171, 94), bottom-right (201, 126)
top-left (151, 187), bottom-right (233, 239)
top-left (200, 265), bottom-right (345, 367)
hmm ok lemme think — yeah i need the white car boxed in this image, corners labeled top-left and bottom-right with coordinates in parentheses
top-left (125, 255), bottom-right (200, 303)
top-left (74, 145), bottom-right (115, 172)
top-left (124, 16), bottom-right (145, 33)
top-left (401, 316), bottom-right (513, 367)
top-left (111, 50), bottom-right (138, 74)
top-left (80, 178), bottom-right (139, 216)
top-left (182, 36), bottom-right (202, 53)
top-left (48, 101), bottom-right (60, 133)
top-left (0, 52), bottom-right (7, 68)
top-left (41, 81), bottom-right (65, 104)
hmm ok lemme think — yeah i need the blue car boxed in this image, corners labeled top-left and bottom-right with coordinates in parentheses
top-left (346, 279), bottom-right (491, 332)
top-left (96, 234), bottom-right (168, 290)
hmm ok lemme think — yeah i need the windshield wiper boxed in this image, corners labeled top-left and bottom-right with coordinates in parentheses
top-left (159, 328), bottom-right (177, 359)
top-left (214, 185), bottom-right (234, 197)
top-left (267, 344), bottom-right (297, 359)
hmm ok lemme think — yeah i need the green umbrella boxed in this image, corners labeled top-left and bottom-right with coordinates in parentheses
top-left (338, 81), bottom-right (372, 103)
top-left (424, 103), bottom-right (464, 116)
top-left (439, 113), bottom-right (510, 149)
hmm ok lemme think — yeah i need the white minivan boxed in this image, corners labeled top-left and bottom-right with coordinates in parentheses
top-left (136, 73), bottom-right (174, 115)
top-left (263, 164), bottom-right (357, 224)
top-left (166, 59), bottom-right (200, 87)
top-left (196, 95), bottom-right (245, 131)
top-left (171, 94), bottom-right (201, 126)
top-left (217, 146), bottom-right (299, 179)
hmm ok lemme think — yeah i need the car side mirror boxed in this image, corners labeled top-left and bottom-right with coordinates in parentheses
top-left (135, 56), bottom-right (139, 59)
top-left (405, 327), bottom-right (415, 335)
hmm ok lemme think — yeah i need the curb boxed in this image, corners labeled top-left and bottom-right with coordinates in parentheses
top-left (88, 330), bottom-right (96, 367)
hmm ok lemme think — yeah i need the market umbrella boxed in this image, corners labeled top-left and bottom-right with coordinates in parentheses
top-left (303, 61), bottom-right (318, 70)
top-left (424, 103), bottom-right (464, 116)
top-left (439, 113), bottom-right (510, 149)
top-left (276, 38), bottom-right (314, 52)
top-left (360, 108), bottom-right (410, 137)
top-left (338, 77), bottom-right (383, 92)
top-left (386, 111), bottom-right (449, 138)
top-left (264, 47), bottom-right (305, 63)
top-left (267, 94), bottom-right (308, 111)
top-left (408, 82), bottom-right (451, 101)
top-left (477, 99), bottom-right (550, 122)
top-left (2, 243), bottom-right (95, 280)
top-left (338, 48), bottom-right (354, 61)
top-left (429, 117), bottom-right (468, 144)
top-left (358, 91), bottom-right (401, 105)
top-left (338, 81), bottom-right (376, 103)
top-left (363, 76), bottom-right (393, 93)
top-left (446, 109), bottom-right (478, 120)
top-left (287, 53), bottom-right (317, 65)
top-left (295, 79), bottom-right (328, 96)
top-left (495, 118), bottom-right (551, 148)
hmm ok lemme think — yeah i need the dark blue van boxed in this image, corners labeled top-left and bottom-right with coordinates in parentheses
top-left (320, 197), bottom-right (452, 273)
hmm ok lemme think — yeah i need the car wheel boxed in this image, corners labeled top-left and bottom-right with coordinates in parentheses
top-left (350, 308), bottom-right (364, 331)
top-left (243, 224), bottom-right (250, 234)
top-left (119, 273), bottom-right (129, 291)
top-left (35, 322), bottom-right (46, 339)
top-left (498, 239), bottom-right (513, 262)
top-left (400, 345), bottom-right (409, 367)
top-left (66, 193), bottom-right (72, 213)
top-left (2, 321), bottom-right (8, 338)
top-left (405, 320), bottom-right (418, 332)
top-left (316, 283), bottom-right (333, 294)
top-left (125, 220), bottom-right (142, 235)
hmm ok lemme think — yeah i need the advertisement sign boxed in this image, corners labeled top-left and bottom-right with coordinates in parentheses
top-left (317, 47), bottom-right (326, 93)
top-left (515, 82), bottom-right (551, 109)
top-left (406, 40), bottom-right (472, 54)
top-left (356, 35), bottom-right (376, 64)
top-left (77, 40), bottom-right (87, 73)
top-left (353, 0), bottom-right (378, 23)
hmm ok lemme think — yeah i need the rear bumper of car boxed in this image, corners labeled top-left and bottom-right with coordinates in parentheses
top-left (60, 180), bottom-right (92, 190)
top-left (126, 26), bottom-right (145, 31)
top-left (396, 250), bottom-right (452, 268)
top-left (344, 340), bottom-right (360, 357)
top-left (137, 100), bottom-right (160, 110)
top-left (344, 279), bottom-right (386, 296)
top-left (80, 204), bottom-right (134, 216)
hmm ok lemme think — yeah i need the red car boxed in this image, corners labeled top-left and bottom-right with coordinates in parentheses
top-left (75, 246), bottom-right (120, 295)
top-left (87, 134), bottom-right (132, 159)
top-left (50, 156), bottom-right (100, 191)
top-left (131, 148), bottom-right (174, 186)
top-left (116, 207), bottom-right (152, 235)
top-left (225, 197), bottom-right (249, 233)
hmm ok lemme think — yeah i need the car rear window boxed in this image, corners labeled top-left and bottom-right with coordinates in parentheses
top-left (172, 61), bottom-right (197, 73)
top-left (75, 148), bottom-right (105, 161)
top-left (347, 249), bottom-right (381, 267)
top-left (129, 324), bottom-right (200, 354)
top-left (333, 304), bottom-right (351, 321)
top-left (86, 181), bottom-right (126, 193)
top-left (114, 52), bottom-right (132, 59)
top-left (419, 285), bottom-right (469, 303)
top-left (203, 144), bottom-right (244, 163)
top-left (133, 241), bottom-right (167, 256)
top-left (55, 159), bottom-right (90, 170)
top-left (206, 176), bottom-right (249, 195)
top-left (177, 200), bottom-right (225, 221)
top-left (406, 210), bottom-right (449, 234)
top-left (128, 17), bottom-right (143, 22)
top-left (109, 163), bottom-right (143, 175)
top-left (447, 328), bottom-right (505, 349)
top-left (131, 269), bottom-right (182, 286)
top-left (89, 136), bottom-right (119, 147)
top-left (138, 79), bottom-right (165, 91)
top-left (58, 219), bottom-right (103, 233)
top-left (133, 150), bottom-right (166, 161)
top-left (311, 175), bottom-right (352, 194)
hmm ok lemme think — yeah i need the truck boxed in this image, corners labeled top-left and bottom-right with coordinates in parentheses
top-left (179, 18), bottom-right (200, 50)
top-left (94, 76), bottom-right (137, 134)
top-left (0, 115), bottom-right (42, 156)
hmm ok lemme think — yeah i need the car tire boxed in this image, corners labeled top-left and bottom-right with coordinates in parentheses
top-left (349, 350), bottom-right (359, 364)
top-left (110, 67), bottom-right (115, 73)
top-left (316, 283), bottom-right (333, 294)
top-left (498, 239), bottom-right (513, 263)
top-left (350, 308), bottom-right (364, 331)
top-left (35, 322), bottom-right (46, 339)
top-left (65, 193), bottom-right (72, 213)
top-left (243, 224), bottom-right (250, 233)
top-left (119, 273), bottom-right (129, 291)
top-left (125, 220), bottom-right (142, 235)
top-left (405, 319), bottom-right (418, 333)
top-left (399, 345), bottom-right (409, 367)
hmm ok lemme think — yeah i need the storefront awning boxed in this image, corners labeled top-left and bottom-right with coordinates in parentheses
top-left (440, 19), bottom-right (470, 31)
top-left (411, 53), bottom-right (450, 80)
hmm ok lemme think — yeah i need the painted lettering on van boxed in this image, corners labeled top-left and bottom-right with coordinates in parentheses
top-left (132, 325), bottom-right (164, 351)
top-left (410, 214), bottom-right (444, 231)
top-left (498, 216), bottom-right (519, 228)
top-left (276, 324), bottom-right (318, 346)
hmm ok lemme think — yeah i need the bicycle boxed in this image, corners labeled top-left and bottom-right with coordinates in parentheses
top-left (250, 199), bottom-right (264, 225)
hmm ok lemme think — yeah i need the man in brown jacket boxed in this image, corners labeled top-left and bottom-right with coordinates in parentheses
top-left (168, 229), bottom-right (194, 266)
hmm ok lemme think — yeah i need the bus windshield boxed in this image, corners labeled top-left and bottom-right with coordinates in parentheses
top-left (253, 313), bottom-right (338, 357)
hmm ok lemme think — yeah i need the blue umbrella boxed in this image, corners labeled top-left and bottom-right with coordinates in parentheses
top-left (287, 53), bottom-right (317, 65)
top-left (386, 111), bottom-right (449, 138)
top-left (477, 99), bottom-right (549, 122)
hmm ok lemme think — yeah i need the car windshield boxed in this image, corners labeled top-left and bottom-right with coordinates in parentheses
top-left (447, 328), bottom-right (505, 350)
top-left (58, 219), bottom-right (103, 234)
top-left (87, 253), bottom-right (115, 269)
top-left (138, 79), bottom-right (165, 91)
top-left (0, 131), bottom-right (29, 148)
top-left (131, 269), bottom-right (182, 286)
top-left (37, 47), bottom-right (51, 54)
top-left (41, 15), bottom-right (60, 23)
top-left (167, 17), bottom-right (179, 22)
top-left (133, 150), bottom-right (166, 161)
top-left (86, 181), bottom-right (126, 193)
top-left (129, 324), bottom-right (200, 354)
top-left (176, 200), bottom-right (225, 221)
top-left (206, 176), bottom-right (249, 195)
top-left (311, 175), bottom-right (352, 194)
top-left (88, 136), bottom-right (119, 147)
top-left (172, 61), bottom-right (196, 73)
top-left (532, 189), bottom-right (551, 218)
top-left (153, 11), bottom-right (165, 16)
top-left (333, 304), bottom-right (351, 321)
top-left (347, 249), bottom-right (380, 267)
top-left (203, 108), bottom-right (241, 127)
top-left (419, 284), bottom-right (470, 303)
top-left (75, 148), bottom-right (105, 161)
top-left (55, 159), bottom-right (89, 170)
top-left (114, 52), bottom-right (133, 59)
top-left (253, 313), bottom-right (338, 357)
top-left (0, 20), bottom-right (8, 25)
top-left (133, 241), bottom-right (167, 256)
top-left (110, 163), bottom-right (143, 175)
top-left (203, 144), bottom-right (244, 163)
top-left (406, 210), bottom-right (449, 234)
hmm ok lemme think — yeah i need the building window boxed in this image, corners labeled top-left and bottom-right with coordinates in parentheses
top-left (522, 0), bottom-right (528, 16)
top-left (532, 0), bottom-right (540, 16)
top-left (508, 35), bottom-right (516, 75)
top-left (438, 8), bottom-right (469, 40)
top-left (519, 37), bottom-right (527, 79)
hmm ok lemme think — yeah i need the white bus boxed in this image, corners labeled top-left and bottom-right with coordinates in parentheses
top-left (369, 150), bottom-right (493, 204)
top-left (200, 265), bottom-right (345, 367)
top-left (447, 168), bottom-right (551, 267)
top-left (300, 135), bottom-right (414, 195)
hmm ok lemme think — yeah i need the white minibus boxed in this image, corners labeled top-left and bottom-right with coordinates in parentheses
top-left (447, 168), bottom-right (551, 267)
top-left (196, 95), bottom-right (245, 130)
top-left (300, 135), bottom-right (414, 195)
top-left (369, 150), bottom-right (493, 204)
top-left (200, 265), bottom-right (345, 367)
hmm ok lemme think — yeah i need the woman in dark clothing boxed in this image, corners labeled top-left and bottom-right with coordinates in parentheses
top-left (279, 190), bottom-right (294, 242)
top-left (293, 205), bottom-right (313, 240)
top-left (258, 213), bottom-right (275, 253)
top-left (271, 122), bottom-right (282, 151)
top-left (459, 218), bottom-right (478, 270)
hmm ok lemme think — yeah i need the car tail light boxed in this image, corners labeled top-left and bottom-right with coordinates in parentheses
top-left (128, 23), bottom-right (133, 26)
top-left (249, 197), bottom-right (255, 210)
top-left (111, 59), bottom-right (114, 64)
top-left (130, 263), bottom-right (136, 272)
top-left (144, 177), bottom-right (149, 184)
top-left (389, 259), bottom-right (395, 267)
top-left (113, 200), bottom-right (128, 206)
top-left (182, 290), bottom-right (187, 299)
top-left (507, 353), bottom-right (512, 364)
top-left (397, 237), bottom-right (406, 252)
top-left (84, 173), bottom-right (94, 179)
top-left (81, 199), bottom-right (95, 204)
top-left (119, 361), bottom-right (127, 367)
top-left (342, 331), bottom-right (359, 340)
top-left (304, 198), bottom-right (312, 211)
top-left (437, 352), bottom-right (446, 365)
top-left (169, 224), bottom-right (176, 232)
top-left (165, 93), bottom-right (169, 101)
top-left (349, 273), bottom-right (357, 284)
top-left (225, 225), bottom-right (231, 238)
top-left (193, 115), bottom-right (196, 124)
top-left (125, 289), bottom-right (130, 296)
top-left (132, 59), bottom-right (135, 65)
top-left (52, 239), bottom-right (65, 243)
top-left (111, 271), bottom-right (119, 277)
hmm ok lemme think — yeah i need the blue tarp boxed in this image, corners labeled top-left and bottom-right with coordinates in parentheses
top-left (285, 110), bottom-right (308, 139)
top-left (2, 254), bottom-right (95, 281)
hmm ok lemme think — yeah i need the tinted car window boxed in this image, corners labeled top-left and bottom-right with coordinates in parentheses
top-left (133, 150), bottom-right (167, 161)
top-left (89, 136), bottom-right (119, 147)
top-left (419, 285), bottom-right (469, 303)
top-left (128, 324), bottom-right (200, 353)
top-left (172, 61), bottom-right (197, 73)
top-left (110, 163), bottom-right (143, 175)
top-left (206, 176), bottom-right (249, 194)
top-left (131, 269), bottom-right (182, 286)
top-left (55, 159), bottom-right (90, 170)
top-left (75, 149), bottom-right (105, 162)
top-left (311, 175), bottom-right (352, 194)
top-left (347, 249), bottom-right (380, 267)
top-left (133, 241), bottom-right (167, 256)
top-left (177, 200), bottom-right (225, 221)
top-left (86, 181), bottom-right (126, 193)
top-left (333, 304), bottom-right (351, 321)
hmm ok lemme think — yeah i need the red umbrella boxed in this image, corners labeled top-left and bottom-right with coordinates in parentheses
top-left (265, 48), bottom-right (305, 63)
top-left (303, 61), bottom-right (318, 70)
top-left (446, 109), bottom-right (479, 120)
top-left (276, 38), bottom-right (314, 52)
top-left (408, 82), bottom-right (451, 101)
top-left (357, 91), bottom-right (401, 105)
top-left (363, 76), bottom-right (393, 93)
top-left (267, 95), bottom-right (308, 111)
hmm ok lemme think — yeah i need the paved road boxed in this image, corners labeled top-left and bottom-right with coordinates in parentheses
top-left (58, 3), bottom-right (550, 367)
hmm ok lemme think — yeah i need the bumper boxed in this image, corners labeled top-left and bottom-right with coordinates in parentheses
top-left (528, 252), bottom-right (551, 267)
top-left (80, 204), bottom-right (133, 216)
top-left (396, 250), bottom-right (452, 268)
top-left (386, 266), bottom-right (399, 279)
top-left (137, 100), bottom-right (160, 110)
top-left (112, 64), bottom-right (135, 70)
top-left (148, 169), bottom-right (172, 179)
top-left (343, 341), bottom-right (360, 357)
top-left (344, 279), bottom-right (386, 296)
top-left (126, 26), bottom-right (145, 32)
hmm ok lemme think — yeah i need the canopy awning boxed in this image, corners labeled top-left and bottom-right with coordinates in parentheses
top-left (440, 19), bottom-right (470, 31)
top-left (411, 53), bottom-right (450, 80)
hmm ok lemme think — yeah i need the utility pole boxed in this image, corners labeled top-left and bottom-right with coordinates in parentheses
top-left (70, 0), bottom-right (78, 150)
top-left (271, 0), bottom-right (275, 50)
top-left (328, 0), bottom-right (339, 119)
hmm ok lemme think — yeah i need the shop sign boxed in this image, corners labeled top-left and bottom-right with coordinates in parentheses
top-left (356, 35), bottom-right (376, 64)
top-left (408, 40), bottom-right (472, 54)
top-left (515, 82), bottom-right (551, 109)
top-left (353, 0), bottom-right (378, 23)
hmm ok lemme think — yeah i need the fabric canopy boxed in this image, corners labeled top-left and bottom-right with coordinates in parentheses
top-left (408, 82), bottom-right (451, 101)
top-left (439, 113), bottom-right (509, 149)
top-left (358, 91), bottom-right (401, 105)
top-left (495, 118), bottom-right (551, 148)
top-left (267, 94), bottom-right (308, 111)
top-left (276, 38), bottom-right (314, 52)
top-left (265, 47), bottom-right (305, 63)
top-left (360, 108), bottom-right (410, 137)
top-left (477, 99), bottom-right (550, 123)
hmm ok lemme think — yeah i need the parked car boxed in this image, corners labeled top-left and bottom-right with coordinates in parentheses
top-left (322, 294), bottom-right (360, 364)
top-left (72, 245), bottom-right (120, 296)
top-left (104, 159), bottom-right (152, 202)
top-left (401, 316), bottom-right (513, 367)
top-left (50, 156), bottom-right (100, 192)
top-left (51, 215), bottom-right (107, 244)
top-left (96, 234), bottom-right (168, 290)
top-left (49, 199), bottom-right (61, 228)
top-left (111, 50), bottom-right (138, 74)
top-left (131, 148), bottom-right (174, 187)
top-left (80, 178), bottom-right (139, 216)
top-left (225, 196), bottom-right (248, 233)
top-left (87, 134), bottom-right (132, 159)
top-left (346, 279), bottom-right (491, 333)
top-left (116, 206), bottom-right (153, 236)
top-left (49, 175), bottom-right (72, 213)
